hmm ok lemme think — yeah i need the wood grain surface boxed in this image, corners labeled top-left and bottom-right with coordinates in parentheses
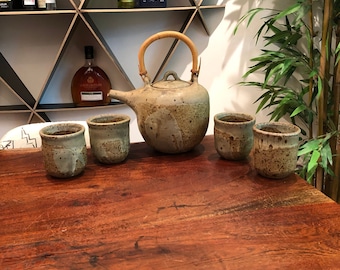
top-left (1, 136), bottom-right (339, 269)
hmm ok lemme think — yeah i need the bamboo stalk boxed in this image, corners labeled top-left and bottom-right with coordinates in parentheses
top-left (332, 19), bottom-right (340, 201)
top-left (307, 0), bottom-right (315, 186)
top-left (308, 0), bottom-right (314, 140)
top-left (317, 0), bottom-right (332, 192)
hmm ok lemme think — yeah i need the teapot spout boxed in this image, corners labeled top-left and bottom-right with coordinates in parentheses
top-left (109, 89), bottom-right (129, 104)
top-left (108, 89), bottom-right (138, 111)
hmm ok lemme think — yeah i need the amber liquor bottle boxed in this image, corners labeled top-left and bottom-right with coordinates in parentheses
top-left (71, 46), bottom-right (112, 107)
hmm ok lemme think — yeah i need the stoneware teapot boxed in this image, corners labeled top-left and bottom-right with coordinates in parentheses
top-left (109, 31), bottom-right (210, 153)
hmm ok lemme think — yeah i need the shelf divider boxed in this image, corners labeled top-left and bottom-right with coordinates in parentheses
top-left (0, 0), bottom-right (226, 125)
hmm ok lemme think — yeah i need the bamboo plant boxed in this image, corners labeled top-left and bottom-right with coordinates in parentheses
top-left (235, 0), bottom-right (340, 201)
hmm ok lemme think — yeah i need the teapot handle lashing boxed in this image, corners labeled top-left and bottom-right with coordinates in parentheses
top-left (138, 31), bottom-right (199, 83)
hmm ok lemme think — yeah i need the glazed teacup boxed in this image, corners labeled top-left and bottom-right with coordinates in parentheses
top-left (214, 112), bottom-right (255, 160)
top-left (253, 122), bottom-right (301, 178)
top-left (39, 123), bottom-right (87, 178)
top-left (87, 114), bottom-right (130, 164)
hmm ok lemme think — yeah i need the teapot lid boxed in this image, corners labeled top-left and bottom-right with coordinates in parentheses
top-left (152, 71), bottom-right (191, 89)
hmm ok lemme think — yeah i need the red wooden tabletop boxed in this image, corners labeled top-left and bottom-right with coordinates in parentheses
top-left (0, 136), bottom-right (339, 269)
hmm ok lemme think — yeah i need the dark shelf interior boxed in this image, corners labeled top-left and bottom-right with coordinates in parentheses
top-left (36, 101), bottom-right (123, 111)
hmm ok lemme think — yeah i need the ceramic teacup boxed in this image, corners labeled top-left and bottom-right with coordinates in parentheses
top-left (87, 114), bottom-right (130, 164)
top-left (253, 122), bottom-right (301, 179)
top-left (39, 123), bottom-right (87, 178)
top-left (214, 112), bottom-right (255, 160)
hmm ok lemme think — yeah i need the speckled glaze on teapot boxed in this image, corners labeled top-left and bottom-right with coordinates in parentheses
top-left (109, 31), bottom-right (210, 153)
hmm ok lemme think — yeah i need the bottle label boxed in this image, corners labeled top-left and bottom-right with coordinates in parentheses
top-left (24, 0), bottom-right (35, 5)
top-left (80, 91), bottom-right (103, 101)
top-left (0, 1), bottom-right (11, 10)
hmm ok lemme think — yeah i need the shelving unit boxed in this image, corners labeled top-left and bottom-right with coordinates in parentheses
top-left (0, 0), bottom-right (226, 124)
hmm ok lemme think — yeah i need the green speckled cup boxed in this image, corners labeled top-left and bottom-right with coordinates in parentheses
top-left (39, 123), bottom-right (87, 178)
top-left (253, 122), bottom-right (301, 179)
top-left (87, 114), bottom-right (130, 164)
top-left (214, 112), bottom-right (255, 160)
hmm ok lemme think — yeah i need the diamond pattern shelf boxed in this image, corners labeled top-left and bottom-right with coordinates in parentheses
top-left (0, 0), bottom-right (225, 123)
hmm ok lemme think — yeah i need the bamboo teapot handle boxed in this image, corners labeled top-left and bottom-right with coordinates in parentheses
top-left (138, 31), bottom-right (199, 81)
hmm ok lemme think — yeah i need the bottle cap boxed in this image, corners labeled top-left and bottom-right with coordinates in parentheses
top-left (84, 46), bottom-right (94, 59)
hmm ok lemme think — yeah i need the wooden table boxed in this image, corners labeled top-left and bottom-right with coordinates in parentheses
top-left (1, 136), bottom-right (340, 269)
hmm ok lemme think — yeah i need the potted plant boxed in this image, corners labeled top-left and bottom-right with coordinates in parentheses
top-left (234, 0), bottom-right (340, 201)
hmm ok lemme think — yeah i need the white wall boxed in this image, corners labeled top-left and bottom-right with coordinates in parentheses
top-left (0, 0), bottom-right (275, 143)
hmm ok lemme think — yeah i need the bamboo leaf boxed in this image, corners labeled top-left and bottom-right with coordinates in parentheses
top-left (255, 93), bottom-right (272, 113)
top-left (234, 8), bottom-right (266, 35)
top-left (317, 76), bottom-right (323, 98)
top-left (308, 150), bottom-right (321, 171)
top-left (290, 104), bottom-right (306, 117)
top-left (298, 139), bottom-right (322, 156)
top-left (306, 150), bottom-right (319, 184)
top-left (264, 63), bottom-right (284, 86)
top-left (243, 61), bottom-right (269, 78)
top-left (285, 15), bottom-right (292, 32)
top-left (272, 3), bottom-right (302, 21)
top-left (283, 67), bottom-right (295, 85)
top-left (269, 104), bottom-right (288, 121)
top-left (320, 142), bottom-right (333, 168)
top-left (335, 42), bottom-right (340, 65)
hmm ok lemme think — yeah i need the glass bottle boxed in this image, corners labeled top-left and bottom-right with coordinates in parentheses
top-left (71, 46), bottom-right (112, 107)
top-left (0, 0), bottom-right (13, 11)
top-left (37, 0), bottom-right (45, 9)
top-left (118, 0), bottom-right (134, 8)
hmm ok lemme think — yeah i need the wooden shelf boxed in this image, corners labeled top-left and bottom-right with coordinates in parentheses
top-left (0, 10), bottom-right (76, 15)
top-left (82, 7), bottom-right (197, 13)
top-left (0, 0), bottom-right (226, 124)
top-left (35, 102), bottom-right (123, 112)
top-left (0, 105), bottom-right (32, 112)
